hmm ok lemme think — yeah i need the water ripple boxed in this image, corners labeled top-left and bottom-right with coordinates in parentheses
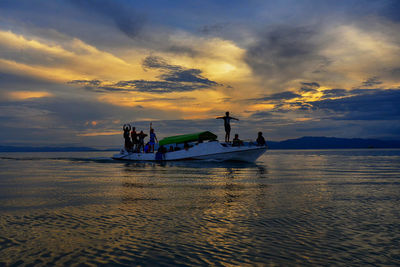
top-left (1, 150), bottom-right (400, 265)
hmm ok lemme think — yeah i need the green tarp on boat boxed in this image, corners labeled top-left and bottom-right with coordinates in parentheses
top-left (159, 131), bottom-right (217, 146)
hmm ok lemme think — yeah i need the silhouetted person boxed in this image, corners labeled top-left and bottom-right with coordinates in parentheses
top-left (256, 131), bottom-right (266, 146)
top-left (156, 145), bottom-right (167, 160)
top-left (216, 111), bottom-right (239, 142)
top-left (232, 133), bottom-right (243, 147)
top-left (123, 124), bottom-right (132, 151)
top-left (149, 122), bottom-right (158, 153)
top-left (143, 142), bottom-right (149, 153)
top-left (131, 127), bottom-right (138, 152)
top-left (184, 141), bottom-right (190, 151)
top-left (137, 130), bottom-right (147, 153)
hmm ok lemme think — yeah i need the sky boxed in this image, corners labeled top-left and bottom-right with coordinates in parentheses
top-left (0, 0), bottom-right (400, 148)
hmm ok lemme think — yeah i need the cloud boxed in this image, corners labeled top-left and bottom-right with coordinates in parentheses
top-left (249, 111), bottom-right (276, 119)
top-left (69, 56), bottom-right (219, 93)
top-left (7, 91), bottom-right (53, 101)
top-left (164, 45), bottom-right (199, 57)
top-left (2, 0), bottom-right (400, 145)
top-left (301, 89), bottom-right (400, 120)
top-left (249, 91), bottom-right (302, 103)
top-left (321, 89), bottom-right (348, 98)
top-left (199, 23), bottom-right (226, 35)
top-left (67, 0), bottom-right (146, 39)
top-left (300, 82), bottom-right (320, 93)
top-left (0, 91), bottom-right (178, 146)
top-left (244, 25), bottom-right (328, 89)
top-left (143, 56), bottom-right (218, 85)
top-left (361, 76), bottom-right (383, 87)
top-left (134, 96), bottom-right (196, 102)
top-left (115, 80), bottom-right (213, 93)
top-left (0, 30), bottom-right (135, 82)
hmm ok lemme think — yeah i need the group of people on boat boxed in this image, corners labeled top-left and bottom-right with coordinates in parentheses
top-left (123, 123), bottom-right (157, 153)
top-left (217, 111), bottom-right (266, 147)
top-left (122, 111), bottom-right (267, 153)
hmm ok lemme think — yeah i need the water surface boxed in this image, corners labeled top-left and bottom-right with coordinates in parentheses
top-left (1, 149), bottom-right (400, 265)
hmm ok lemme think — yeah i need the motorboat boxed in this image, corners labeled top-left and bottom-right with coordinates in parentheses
top-left (112, 131), bottom-right (267, 162)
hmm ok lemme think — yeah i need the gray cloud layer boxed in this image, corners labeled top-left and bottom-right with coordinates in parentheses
top-left (244, 25), bottom-right (329, 88)
top-left (67, 0), bottom-right (146, 39)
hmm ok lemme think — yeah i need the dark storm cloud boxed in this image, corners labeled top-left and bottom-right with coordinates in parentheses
top-left (143, 56), bottom-right (217, 85)
top-left (250, 111), bottom-right (276, 119)
top-left (300, 82), bottom-right (320, 93)
top-left (349, 88), bottom-right (381, 95)
top-left (134, 96), bottom-right (196, 102)
top-left (249, 91), bottom-right (302, 102)
top-left (68, 80), bottom-right (102, 88)
top-left (165, 45), bottom-right (199, 57)
top-left (244, 25), bottom-right (328, 82)
top-left (301, 82), bottom-right (320, 88)
top-left (115, 80), bottom-right (212, 93)
top-left (199, 23), bottom-right (226, 35)
top-left (160, 69), bottom-right (217, 85)
top-left (361, 76), bottom-right (383, 87)
top-left (302, 89), bottom-right (400, 120)
top-left (67, 0), bottom-right (146, 39)
top-left (142, 56), bottom-right (175, 70)
top-left (69, 56), bottom-right (218, 93)
top-left (0, 72), bottom-right (51, 88)
top-left (288, 101), bottom-right (314, 111)
top-left (321, 89), bottom-right (348, 98)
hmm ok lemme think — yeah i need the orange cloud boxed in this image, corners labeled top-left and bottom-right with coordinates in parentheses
top-left (77, 131), bottom-right (120, 137)
top-left (8, 91), bottom-right (53, 100)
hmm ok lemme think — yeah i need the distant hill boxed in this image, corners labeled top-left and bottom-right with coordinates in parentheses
top-left (267, 136), bottom-right (400, 149)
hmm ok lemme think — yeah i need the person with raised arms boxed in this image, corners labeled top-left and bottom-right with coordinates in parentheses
top-left (216, 111), bottom-right (239, 143)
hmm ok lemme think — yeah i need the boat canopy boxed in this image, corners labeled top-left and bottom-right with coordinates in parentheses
top-left (159, 131), bottom-right (217, 146)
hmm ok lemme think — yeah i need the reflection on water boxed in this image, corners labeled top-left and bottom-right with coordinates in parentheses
top-left (0, 150), bottom-right (400, 265)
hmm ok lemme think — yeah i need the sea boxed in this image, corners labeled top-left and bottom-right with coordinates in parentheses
top-left (1, 149), bottom-right (400, 266)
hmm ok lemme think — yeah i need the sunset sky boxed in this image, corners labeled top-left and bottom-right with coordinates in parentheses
top-left (1, 0), bottom-right (400, 147)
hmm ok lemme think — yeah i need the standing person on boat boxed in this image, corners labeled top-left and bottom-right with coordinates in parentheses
top-left (131, 126), bottom-right (138, 152)
top-left (216, 111), bottom-right (239, 143)
top-left (123, 124), bottom-right (132, 151)
top-left (149, 122), bottom-right (158, 153)
top-left (137, 130), bottom-right (147, 153)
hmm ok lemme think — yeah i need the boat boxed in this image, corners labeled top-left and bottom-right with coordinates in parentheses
top-left (112, 131), bottom-right (267, 162)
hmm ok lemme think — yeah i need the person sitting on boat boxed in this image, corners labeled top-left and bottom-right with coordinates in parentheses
top-left (137, 130), bottom-right (147, 153)
top-left (123, 124), bottom-right (132, 151)
top-left (184, 141), bottom-right (190, 151)
top-left (232, 134), bottom-right (243, 147)
top-left (149, 122), bottom-right (158, 153)
top-left (144, 142), bottom-right (151, 153)
top-left (256, 131), bottom-right (267, 146)
top-left (131, 127), bottom-right (138, 152)
top-left (216, 111), bottom-right (239, 143)
top-left (155, 145), bottom-right (167, 160)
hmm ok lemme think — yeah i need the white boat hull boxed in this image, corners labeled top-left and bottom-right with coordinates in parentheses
top-left (112, 141), bottom-right (266, 163)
